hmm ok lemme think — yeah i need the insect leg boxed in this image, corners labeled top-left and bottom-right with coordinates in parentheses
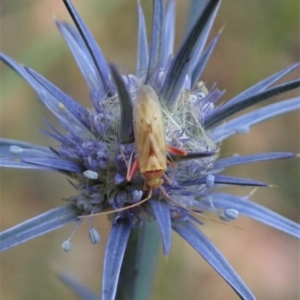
top-left (166, 145), bottom-right (187, 167)
top-left (162, 173), bottom-right (173, 185)
top-left (126, 157), bottom-right (138, 182)
top-left (166, 159), bottom-right (177, 168)
top-left (118, 146), bottom-right (138, 182)
top-left (166, 145), bottom-right (187, 156)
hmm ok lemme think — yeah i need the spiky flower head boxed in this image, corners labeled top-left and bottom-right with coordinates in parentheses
top-left (1, 0), bottom-right (299, 299)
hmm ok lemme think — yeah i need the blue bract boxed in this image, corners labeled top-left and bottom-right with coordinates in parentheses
top-left (1, 0), bottom-right (299, 299)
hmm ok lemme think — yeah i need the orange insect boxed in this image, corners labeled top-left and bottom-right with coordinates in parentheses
top-left (80, 86), bottom-right (243, 229)
top-left (80, 85), bottom-right (187, 218)
top-left (126, 85), bottom-right (187, 201)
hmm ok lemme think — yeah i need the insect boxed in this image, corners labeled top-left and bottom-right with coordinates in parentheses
top-left (80, 86), bottom-right (241, 229)
top-left (80, 85), bottom-right (187, 218)
top-left (127, 85), bottom-right (187, 199)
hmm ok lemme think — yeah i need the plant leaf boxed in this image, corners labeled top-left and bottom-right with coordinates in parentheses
top-left (102, 220), bottom-right (131, 300)
top-left (173, 220), bottom-right (255, 300)
top-left (0, 205), bottom-right (81, 252)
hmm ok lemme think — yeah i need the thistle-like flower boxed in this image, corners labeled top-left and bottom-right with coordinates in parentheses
top-left (1, 0), bottom-right (299, 299)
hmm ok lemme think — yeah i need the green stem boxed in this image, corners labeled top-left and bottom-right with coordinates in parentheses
top-left (116, 220), bottom-right (161, 300)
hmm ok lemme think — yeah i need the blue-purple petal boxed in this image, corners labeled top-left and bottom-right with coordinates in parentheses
top-left (185, 0), bottom-right (207, 35)
top-left (228, 62), bottom-right (300, 105)
top-left (191, 32), bottom-right (221, 88)
top-left (161, 0), bottom-right (221, 107)
top-left (183, 175), bottom-right (268, 187)
top-left (188, 0), bottom-right (221, 78)
top-left (146, 0), bottom-right (165, 82)
top-left (0, 158), bottom-right (56, 170)
top-left (205, 80), bottom-right (300, 129)
top-left (0, 138), bottom-right (55, 159)
top-left (25, 67), bottom-right (91, 130)
top-left (0, 205), bottom-right (80, 252)
top-left (136, 2), bottom-right (149, 78)
top-left (21, 158), bottom-right (83, 173)
top-left (62, 0), bottom-right (113, 95)
top-left (163, 0), bottom-right (175, 62)
top-left (181, 174), bottom-right (267, 187)
top-left (56, 20), bottom-right (105, 100)
top-left (59, 272), bottom-right (98, 300)
top-left (212, 175), bottom-right (268, 187)
top-left (213, 152), bottom-right (297, 170)
top-left (0, 52), bottom-right (39, 87)
top-left (210, 193), bottom-right (300, 238)
top-left (0, 53), bottom-right (92, 138)
top-left (110, 64), bottom-right (134, 144)
top-left (211, 97), bottom-right (300, 142)
top-left (150, 200), bottom-right (172, 255)
top-left (173, 220), bottom-right (255, 300)
top-left (102, 220), bottom-right (131, 300)
top-left (0, 138), bottom-right (60, 170)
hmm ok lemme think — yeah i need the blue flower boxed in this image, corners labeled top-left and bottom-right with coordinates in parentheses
top-left (1, 0), bottom-right (299, 299)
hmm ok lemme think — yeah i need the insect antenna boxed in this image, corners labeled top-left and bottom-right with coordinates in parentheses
top-left (79, 189), bottom-right (154, 218)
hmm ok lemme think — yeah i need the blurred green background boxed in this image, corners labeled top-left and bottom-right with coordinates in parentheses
top-left (0, 0), bottom-right (299, 299)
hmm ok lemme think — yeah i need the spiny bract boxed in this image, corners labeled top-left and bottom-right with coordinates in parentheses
top-left (1, 0), bottom-right (299, 299)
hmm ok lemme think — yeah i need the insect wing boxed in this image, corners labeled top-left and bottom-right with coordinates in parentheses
top-left (133, 85), bottom-right (167, 173)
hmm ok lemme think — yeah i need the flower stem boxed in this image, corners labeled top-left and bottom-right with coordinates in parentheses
top-left (116, 220), bottom-right (161, 300)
